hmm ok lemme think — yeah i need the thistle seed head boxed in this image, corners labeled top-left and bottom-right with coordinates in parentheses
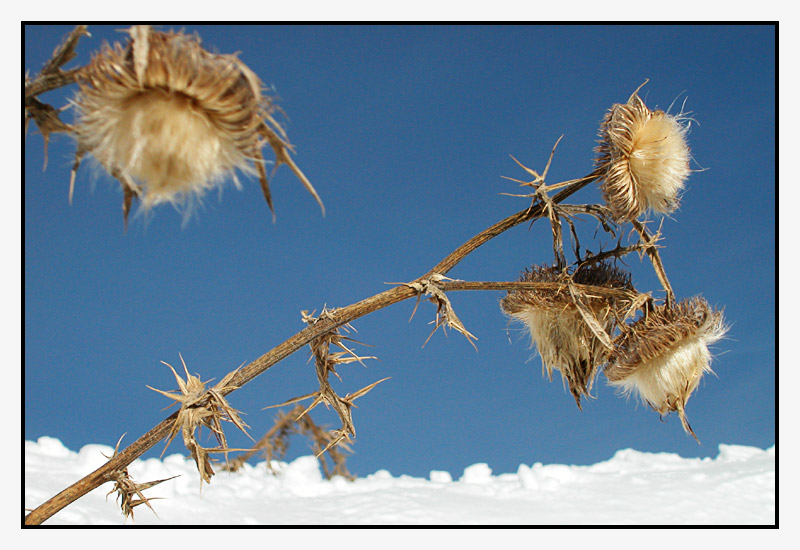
top-left (70, 25), bottom-right (321, 223)
top-left (501, 262), bottom-right (633, 409)
top-left (595, 83), bottom-right (692, 223)
top-left (605, 297), bottom-right (727, 439)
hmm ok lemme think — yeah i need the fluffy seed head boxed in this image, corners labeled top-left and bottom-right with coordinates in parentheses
top-left (501, 263), bottom-right (633, 409)
top-left (595, 84), bottom-right (692, 223)
top-left (70, 25), bottom-right (321, 223)
top-left (605, 297), bottom-right (727, 439)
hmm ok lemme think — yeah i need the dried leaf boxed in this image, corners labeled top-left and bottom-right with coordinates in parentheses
top-left (148, 355), bottom-right (252, 484)
top-left (102, 434), bottom-right (178, 521)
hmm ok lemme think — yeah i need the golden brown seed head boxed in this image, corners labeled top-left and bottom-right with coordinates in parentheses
top-left (605, 297), bottom-right (727, 439)
top-left (501, 263), bottom-right (633, 409)
top-left (70, 25), bottom-right (321, 223)
top-left (595, 84), bottom-right (692, 223)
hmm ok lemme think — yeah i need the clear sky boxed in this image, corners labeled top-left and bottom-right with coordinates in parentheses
top-left (24, 24), bottom-right (775, 480)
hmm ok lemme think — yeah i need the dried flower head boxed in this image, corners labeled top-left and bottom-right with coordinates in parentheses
top-left (595, 82), bottom-right (691, 223)
top-left (71, 25), bottom-right (322, 225)
top-left (605, 297), bottom-right (727, 439)
top-left (501, 262), bottom-right (634, 409)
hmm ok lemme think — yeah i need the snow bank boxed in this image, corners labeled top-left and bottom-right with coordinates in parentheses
top-left (24, 437), bottom-right (774, 525)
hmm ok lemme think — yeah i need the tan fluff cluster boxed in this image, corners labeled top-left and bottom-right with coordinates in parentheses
top-left (605, 297), bottom-right (727, 439)
top-left (501, 263), bottom-right (633, 409)
top-left (71, 25), bottom-right (322, 225)
top-left (595, 84), bottom-right (691, 223)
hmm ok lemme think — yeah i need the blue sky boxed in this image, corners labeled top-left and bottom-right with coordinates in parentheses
top-left (24, 24), bottom-right (775, 480)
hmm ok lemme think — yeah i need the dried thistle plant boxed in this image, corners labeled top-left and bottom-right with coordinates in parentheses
top-left (24, 68), bottom-right (730, 524)
top-left (605, 297), bottom-right (728, 440)
top-left (595, 81), bottom-right (692, 223)
top-left (501, 262), bottom-right (635, 409)
top-left (69, 25), bottom-right (323, 226)
top-left (147, 355), bottom-right (252, 484)
top-left (102, 434), bottom-right (177, 521)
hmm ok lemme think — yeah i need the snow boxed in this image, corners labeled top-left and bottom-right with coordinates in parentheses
top-left (24, 436), bottom-right (774, 526)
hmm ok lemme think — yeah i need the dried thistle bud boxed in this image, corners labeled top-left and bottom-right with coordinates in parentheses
top-left (501, 262), bottom-right (633, 409)
top-left (71, 25), bottom-right (322, 224)
top-left (605, 297), bottom-right (727, 439)
top-left (595, 83), bottom-right (691, 223)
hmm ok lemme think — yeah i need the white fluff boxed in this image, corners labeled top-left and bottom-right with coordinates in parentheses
top-left (598, 88), bottom-right (693, 222)
top-left (609, 332), bottom-right (713, 414)
top-left (78, 89), bottom-right (251, 209)
top-left (626, 110), bottom-right (691, 215)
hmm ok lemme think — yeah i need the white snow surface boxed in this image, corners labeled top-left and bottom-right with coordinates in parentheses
top-left (25, 437), bottom-right (774, 526)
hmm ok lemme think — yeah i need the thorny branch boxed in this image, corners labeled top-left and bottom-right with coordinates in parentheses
top-left (146, 355), bottom-right (254, 486)
top-left (24, 108), bottom-right (608, 525)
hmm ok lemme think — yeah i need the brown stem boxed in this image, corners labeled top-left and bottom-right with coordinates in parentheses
top-left (576, 243), bottom-right (644, 269)
top-left (631, 219), bottom-right (675, 308)
top-left (25, 171), bottom-right (599, 525)
top-left (439, 280), bottom-right (639, 301)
